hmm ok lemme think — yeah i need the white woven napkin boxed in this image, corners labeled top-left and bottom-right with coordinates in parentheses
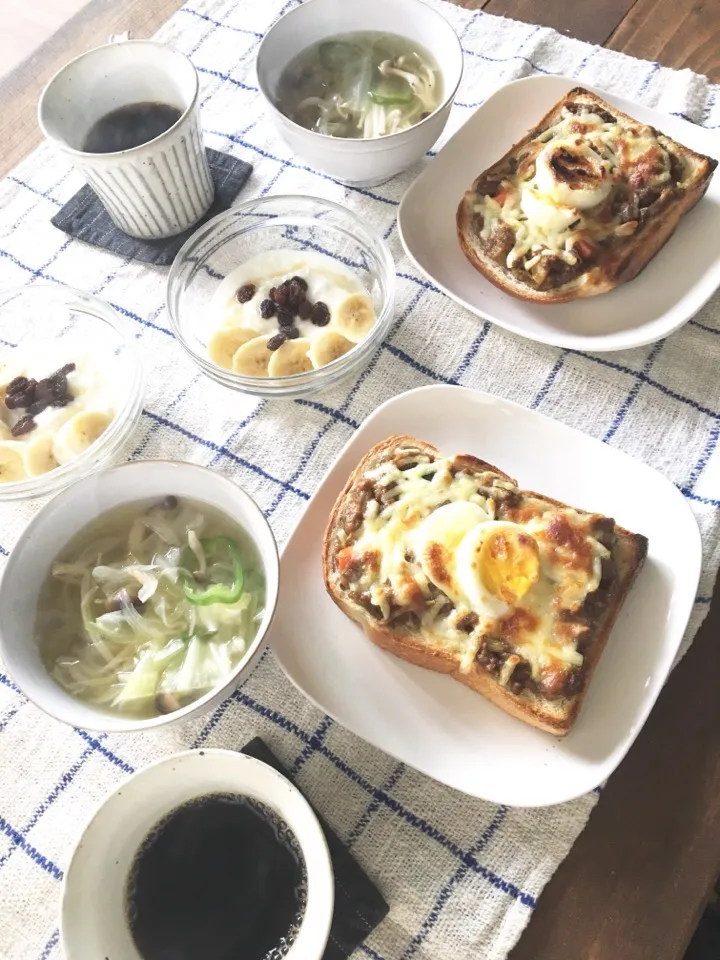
top-left (0, 1), bottom-right (718, 958)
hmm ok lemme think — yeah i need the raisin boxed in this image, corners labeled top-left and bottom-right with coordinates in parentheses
top-left (259, 298), bottom-right (276, 319)
top-left (58, 362), bottom-right (76, 376)
top-left (235, 283), bottom-right (256, 303)
top-left (288, 280), bottom-right (305, 304)
top-left (310, 301), bottom-right (331, 326)
top-left (273, 286), bottom-right (289, 308)
top-left (277, 310), bottom-right (294, 328)
top-left (6, 376), bottom-right (28, 395)
top-left (285, 327), bottom-right (300, 339)
top-left (290, 275), bottom-right (308, 291)
top-left (297, 300), bottom-right (312, 320)
top-left (28, 399), bottom-right (49, 416)
top-left (267, 332), bottom-right (287, 351)
top-left (4, 391), bottom-right (26, 410)
top-left (11, 415), bottom-right (35, 436)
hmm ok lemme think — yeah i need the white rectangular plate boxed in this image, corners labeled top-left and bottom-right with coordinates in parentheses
top-left (269, 386), bottom-right (701, 806)
top-left (398, 75), bottom-right (720, 353)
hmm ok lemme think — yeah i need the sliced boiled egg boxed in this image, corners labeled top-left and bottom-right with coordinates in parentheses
top-left (520, 188), bottom-right (579, 234)
top-left (412, 501), bottom-right (490, 600)
top-left (456, 520), bottom-right (541, 607)
top-left (534, 137), bottom-right (613, 210)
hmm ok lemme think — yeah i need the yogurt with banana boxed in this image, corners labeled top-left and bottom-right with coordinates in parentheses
top-left (0, 350), bottom-right (117, 483)
top-left (207, 249), bottom-right (377, 377)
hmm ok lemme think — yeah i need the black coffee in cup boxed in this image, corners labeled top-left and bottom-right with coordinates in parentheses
top-left (82, 102), bottom-right (183, 153)
top-left (125, 793), bottom-right (307, 960)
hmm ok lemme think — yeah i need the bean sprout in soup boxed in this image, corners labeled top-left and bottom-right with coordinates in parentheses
top-left (275, 32), bottom-right (442, 139)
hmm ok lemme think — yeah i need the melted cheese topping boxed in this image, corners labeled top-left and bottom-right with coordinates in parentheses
top-left (474, 104), bottom-right (673, 283)
top-left (343, 454), bottom-right (610, 686)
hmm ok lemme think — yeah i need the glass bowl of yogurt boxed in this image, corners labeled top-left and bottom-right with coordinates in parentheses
top-left (0, 285), bottom-right (144, 501)
top-left (166, 195), bottom-right (396, 398)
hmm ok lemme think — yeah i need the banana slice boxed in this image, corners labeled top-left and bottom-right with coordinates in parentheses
top-left (334, 293), bottom-right (376, 343)
top-left (0, 442), bottom-right (28, 483)
top-left (231, 335), bottom-right (273, 377)
top-left (208, 327), bottom-right (258, 370)
top-left (268, 339), bottom-right (313, 377)
top-left (24, 435), bottom-right (60, 477)
top-left (52, 410), bottom-right (113, 465)
top-left (308, 331), bottom-right (354, 369)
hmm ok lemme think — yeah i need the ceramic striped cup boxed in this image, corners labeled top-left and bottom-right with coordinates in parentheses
top-left (38, 41), bottom-right (214, 240)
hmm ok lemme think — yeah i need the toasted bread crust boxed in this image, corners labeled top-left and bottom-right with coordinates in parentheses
top-left (456, 87), bottom-right (718, 304)
top-left (322, 435), bottom-right (648, 736)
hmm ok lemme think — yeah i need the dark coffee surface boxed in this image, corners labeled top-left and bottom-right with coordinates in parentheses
top-left (82, 101), bottom-right (182, 153)
top-left (126, 792), bottom-right (305, 960)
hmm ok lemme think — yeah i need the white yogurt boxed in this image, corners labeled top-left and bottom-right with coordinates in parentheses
top-left (207, 249), bottom-right (378, 377)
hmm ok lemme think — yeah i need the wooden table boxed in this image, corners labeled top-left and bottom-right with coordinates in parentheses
top-left (2, 1), bottom-right (720, 958)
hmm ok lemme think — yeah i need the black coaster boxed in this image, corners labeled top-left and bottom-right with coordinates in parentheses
top-left (241, 736), bottom-right (389, 960)
top-left (51, 149), bottom-right (253, 266)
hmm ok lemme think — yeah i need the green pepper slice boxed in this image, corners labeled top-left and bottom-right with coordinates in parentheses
top-left (182, 536), bottom-right (244, 606)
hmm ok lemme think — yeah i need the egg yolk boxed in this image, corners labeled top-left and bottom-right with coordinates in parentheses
top-left (478, 529), bottom-right (540, 604)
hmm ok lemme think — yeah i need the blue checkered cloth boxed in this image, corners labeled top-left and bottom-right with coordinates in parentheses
top-left (0, 1), bottom-right (719, 958)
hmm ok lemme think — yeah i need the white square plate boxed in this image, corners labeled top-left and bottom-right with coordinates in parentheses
top-left (269, 386), bottom-right (701, 806)
top-left (397, 75), bottom-right (720, 353)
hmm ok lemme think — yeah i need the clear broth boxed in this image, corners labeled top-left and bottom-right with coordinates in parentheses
top-left (275, 31), bottom-right (442, 139)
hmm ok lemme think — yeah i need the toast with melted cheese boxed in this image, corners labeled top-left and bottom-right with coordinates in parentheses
top-left (457, 87), bottom-right (717, 303)
top-left (322, 436), bottom-right (648, 736)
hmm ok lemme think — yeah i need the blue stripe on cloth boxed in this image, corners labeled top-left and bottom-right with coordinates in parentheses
top-left (74, 730), bottom-right (135, 775)
top-left (453, 321), bottom-right (492, 380)
top-left (39, 929), bottom-right (59, 960)
top-left (0, 815), bottom-right (63, 881)
top-left (235, 691), bottom-right (536, 906)
top-left (181, 7), bottom-right (264, 36)
top-left (531, 353), bottom-right (566, 409)
top-left (346, 761), bottom-right (406, 849)
top-left (685, 422), bottom-right (720, 492)
top-left (603, 340), bottom-right (665, 443)
top-left (0, 742), bottom-right (97, 873)
top-left (141, 409), bottom-right (310, 499)
top-left (400, 805), bottom-right (512, 959)
top-left (196, 66), bottom-right (258, 92)
top-left (291, 715), bottom-right (333, 775)
top-left (6, 177), bottom-right (63, 206)
top-left (294, 398), bottom-right (360, 430)
top-left (0, 702), bottom-right (23, 734)
top-left (359, 945), bottom-right (387, 960)
top-left (0, 672), bottom-right (21, 694)
top-left (205, 400), bottom-right (267, 470)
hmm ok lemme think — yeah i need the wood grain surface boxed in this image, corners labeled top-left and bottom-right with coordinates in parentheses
top-left (1, 1), bottom-right (719, 959)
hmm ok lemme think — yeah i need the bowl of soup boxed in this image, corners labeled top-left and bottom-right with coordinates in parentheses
top-left (0, 460), bottom-right (279, 732)
top-left (256, 0), bottom-right (464, 186)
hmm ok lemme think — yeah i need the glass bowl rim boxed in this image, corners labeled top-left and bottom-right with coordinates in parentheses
top-left (0, 283), bottom-right (145, 500)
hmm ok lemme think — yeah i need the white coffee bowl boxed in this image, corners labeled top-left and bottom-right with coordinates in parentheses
top-left (256, 0), bottom-right (464, 186)
top-left (0, 460), bottom-right (279, 732)
top-left (61, 749), bottom-right (334, 960)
